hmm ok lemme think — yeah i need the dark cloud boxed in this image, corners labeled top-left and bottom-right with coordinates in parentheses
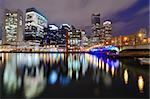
top-left (3, 0), bottom-right (138, 27)
top-left (107, 0), bottom-right (149, 37)
top-left (0, 0), bottom-right (149, 37)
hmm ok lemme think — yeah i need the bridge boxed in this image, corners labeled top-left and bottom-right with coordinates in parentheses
top-left (85, 44), bottom-right (150, 53)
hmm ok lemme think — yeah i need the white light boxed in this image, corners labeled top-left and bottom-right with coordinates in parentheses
top-left (103, 21), bottom-right (112, 25)
top-left (49, 25), bottom-right (58, 30)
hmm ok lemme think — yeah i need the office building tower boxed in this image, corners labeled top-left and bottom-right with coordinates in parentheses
top-left (46, 24), bottom-right (59, 47)
top-left (103, 20), bottom-right (112, 41)
top-left (91, 13), bottom-right (101, 44)
top-left (0, 0), bottom-right (4, 39)
top-left (24, 8), bottom-right (48, 44)
top-left (3, 9), bottom-right (23, 45)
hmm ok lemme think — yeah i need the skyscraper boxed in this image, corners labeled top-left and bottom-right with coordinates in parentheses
top-left (46, 24), bottom-right (59, 46)
top-left (24, 8), bottom-right (48, 44)
top-left (68, 28), bottom-right (81, 50)
top-left (0, 0), bottom-right (4, 39)
top-left (102, 20), bottom-right (112, 42)
top-left (91, 13), bottom-right (101, 44)
top-left (59, 24), bottom-right (71, 49)
top-left (3, 9), bottom-right (23, 45)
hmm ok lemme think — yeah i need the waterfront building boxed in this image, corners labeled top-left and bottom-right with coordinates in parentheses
top-left (24, 8), bottom-right (48, 45)
top-left (46, 24), bottom-right (59, 47)
top-left (59, 24), bottom-right (71, 48)
top-left (91, 13), bottom-right (101, 44)
top-left (81, 30), bottom-right (88, 47)
top-left (111, 28), bottom-right (148, 46)
top-left (102, 20), bottom-right (112, 42)
top-left (85, 26), bottom-right (92, 36)
top-left (136, 28), bottom-right (147, 44)
top-left (68, 27), bottom-right (81, 50)
top-left (100, 25), bottom-right (106, 43)
top-left (3, 9), bottom-right (23, 45)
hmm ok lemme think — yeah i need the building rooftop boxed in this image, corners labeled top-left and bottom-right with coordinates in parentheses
top-left (26, 7), bottom-right (48, 20)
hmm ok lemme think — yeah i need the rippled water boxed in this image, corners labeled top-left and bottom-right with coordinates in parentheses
top-left (0, 53), bottom-right (149, 98)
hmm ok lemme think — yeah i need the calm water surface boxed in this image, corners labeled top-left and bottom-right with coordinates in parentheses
top-left (0, 53), bottom-right (149, 98)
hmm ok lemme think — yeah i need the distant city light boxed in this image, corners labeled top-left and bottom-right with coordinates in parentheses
top-left (49, 24), bottom-right (58, 30)
top-left (138, 76), bottom-right (144, 93)
top-left (124, 69), bottom-right (128, 85)
top-left (48, 70), bottom-right (58, 85)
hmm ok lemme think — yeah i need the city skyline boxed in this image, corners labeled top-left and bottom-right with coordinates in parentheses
top-left (0, 1), bottom-right (149, 98)
top-left (0, 0), bottom-right (149, 37)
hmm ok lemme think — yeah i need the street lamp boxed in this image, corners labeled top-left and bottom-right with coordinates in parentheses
top-left (123, 37), bottom-right (129, 46)
top-left (106, 41), bottom-right (109, 45)
top-left (138, 33), bottom-right (142, 38)
top-left (123, 37), bottom-right (128, 41)
top-left (111, 40), bottom-right (115, 44)
top-left (138, 33), bottom-right (143, 45)
top-left (143, 39), bottom-right (147, 43)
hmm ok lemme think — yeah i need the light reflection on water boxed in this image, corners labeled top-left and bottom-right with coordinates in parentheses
top-left (124, 69), bottom-right (128, 85)
top-left (0, 53), bottom-right (149, 98)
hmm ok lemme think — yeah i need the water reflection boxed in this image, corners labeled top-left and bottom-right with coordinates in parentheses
top-left (3, 62), bottom-right (21, 94)
top-left (124, 69), bottom-right (129, 85)
top-left (111, 66), bottom-right (115, 77)
top-left (48, 70), bottom-right (58, 85)
top-left (24, 66), bottom-right (46, 98)
top-left (0, 53), bottom-right (148, 98)
top-left (138, 76), bottom-right (144, 93)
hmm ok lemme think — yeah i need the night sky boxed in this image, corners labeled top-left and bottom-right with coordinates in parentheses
top-left (0, 0), bottom-right (149, 37)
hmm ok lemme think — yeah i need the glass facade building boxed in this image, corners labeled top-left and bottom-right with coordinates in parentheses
top-left (24, 8), bottom-right (48, 44)
top-left (102, 21), bottom-right (112, 41)
top-left (91, 13), bottom-right (101, 44)
top-left (3, 9), bottom-right (23, 45)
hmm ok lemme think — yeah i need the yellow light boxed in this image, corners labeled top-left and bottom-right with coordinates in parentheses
top-left (96, 58), bottom-right (99, 67)
top-left (111, 66), bottom-right (115, 77)
top-left (111, 40), bottom-right (115, 43)
top-left (57, 54), bottom-right (60, 63)
top-left (43, 53), bottom-right (47, 64)
top-left (106, 42), bottom-right (109, 44)
top-left (143, 39), bottom-right (147, 43)
top-left (99, 59), bottom-right (102, 69)
top-left (124, 69), bottom-right (128, 85)
top-left (102, 61), bottom-right (104, 70)
top-left (124, 37), bottom-right (128, 41)
top-left (106, 63), bottom-right (109, 73)
top-left (61, 54), bottom-right (64, 61)
top-left (138, 33), bottom-right (142, 37)
top-left (138, 76), bottom-right (144, 93)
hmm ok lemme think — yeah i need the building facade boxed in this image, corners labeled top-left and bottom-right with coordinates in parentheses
top-left (24, 8), bottom-right (48, 44)
top-left (111, 28), bottom-right (148, 46)
top-left (81, 30), bottom-right (88, 47)
top-left (91, 13), bottom-right (101, 44)
top-left (68, 28), bottom-right (81, 50)
top-left (3, 9), bottom-right (23, 45)
top-left (58, 24), bottom-right (71, 48)
top-left (45, 24), bottom-right (59, 47)
top-left (102, 20), bottom-right (112, 42)
top-left (0, 0), bottom-right (4, 39)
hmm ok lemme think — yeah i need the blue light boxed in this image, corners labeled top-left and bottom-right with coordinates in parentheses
top-left (60, 75), bottom-right (70, 86)
top-left (80, 54), bottom-right (84, 62)
top-left (112, 60), bottom-right (119, 68)
top-left (89, 45), bottom-right (119, 52)
top-left (48, 70), bottom-right (58, 85)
